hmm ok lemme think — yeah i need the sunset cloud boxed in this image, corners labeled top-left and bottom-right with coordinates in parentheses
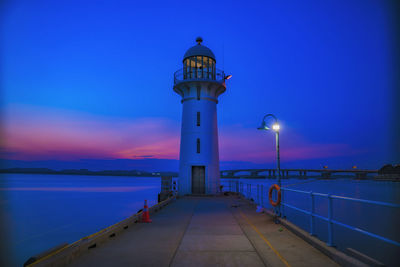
top-left (1, 104), bottom-right (180, 160)
top-left (1, 104), bottom-right (361, 164)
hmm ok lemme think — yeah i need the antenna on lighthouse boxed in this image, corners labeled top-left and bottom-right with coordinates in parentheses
top-left (196, 36), bottom-right (203, 45)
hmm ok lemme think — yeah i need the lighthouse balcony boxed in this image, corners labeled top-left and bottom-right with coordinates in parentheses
top-left (174, 68), bottom-right (225, 85)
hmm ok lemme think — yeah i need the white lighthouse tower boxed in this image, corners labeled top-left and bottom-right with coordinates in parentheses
top-left (173, 37), bottom-right (228, 195)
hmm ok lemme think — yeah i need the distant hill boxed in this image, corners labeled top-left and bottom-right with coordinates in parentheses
top-left (0, 159), bottom-right (180, 172)
top-left (0, 168), bottom-right (178, 177)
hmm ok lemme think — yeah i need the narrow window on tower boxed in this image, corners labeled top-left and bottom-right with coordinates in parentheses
top-left (196, 138), bottom-right (200, 153)
top-left (197, 87), bottom-right (201, 100)
top-left (196, 112), bottom-right (200, 126)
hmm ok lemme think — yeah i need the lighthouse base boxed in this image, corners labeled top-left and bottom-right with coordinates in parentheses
top-left (178, 163), bottom-right (220, 195)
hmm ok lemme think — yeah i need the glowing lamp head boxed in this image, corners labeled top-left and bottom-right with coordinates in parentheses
top-left (272, 123), bottom-right (280, 131)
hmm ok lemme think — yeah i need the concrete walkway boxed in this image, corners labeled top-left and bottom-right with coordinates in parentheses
top-left (69, 196), bottom-right (338, 267)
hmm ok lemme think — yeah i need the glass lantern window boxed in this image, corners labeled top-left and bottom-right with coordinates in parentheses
top-left (183, 56), bottom-right (216, 80)
top-left (197, 56), bottom-right (202, 78)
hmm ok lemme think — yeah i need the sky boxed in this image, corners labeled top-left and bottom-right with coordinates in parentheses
top-left (1, 0), bottom-right (399, 171)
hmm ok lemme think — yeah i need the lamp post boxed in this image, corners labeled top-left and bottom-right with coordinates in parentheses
top-left (257, 114), bottom-right (281, 187)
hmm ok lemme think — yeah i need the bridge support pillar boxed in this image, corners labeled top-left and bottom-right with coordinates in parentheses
top-left (251, 171), bottom-right (259, 177)
top-left (227, 171), bottom-right (235, 177)
top-left (355, 172), bottom-right (367, 179)
top-left (321, 172), bottom-right (332, 179)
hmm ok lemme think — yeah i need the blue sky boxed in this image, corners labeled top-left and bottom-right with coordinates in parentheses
top-left (1, 0), bottom-right (398, 170)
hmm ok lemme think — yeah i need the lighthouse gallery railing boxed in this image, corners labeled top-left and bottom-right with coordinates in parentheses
top-left (174, 68), bottom-right (225, 85)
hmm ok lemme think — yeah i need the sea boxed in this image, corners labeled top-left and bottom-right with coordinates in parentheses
top-left (0, 174), bottom-right (399, 266)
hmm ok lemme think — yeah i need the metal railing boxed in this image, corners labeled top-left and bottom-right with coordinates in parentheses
top-left (222, 180), bottom-right (400, 248)
top-left (220, 168), bottom-right (379, 179)
top-left (280, 187), bottom-right (400, 247)
top-left (174, 68), bottom-right (225, 85)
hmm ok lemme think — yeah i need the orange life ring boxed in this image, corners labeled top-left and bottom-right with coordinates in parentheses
top-left (268, 184), bottom-right (281, 207)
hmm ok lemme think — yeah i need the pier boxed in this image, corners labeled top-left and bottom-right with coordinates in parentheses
top-left (28, 194), bottom-right (375, 267)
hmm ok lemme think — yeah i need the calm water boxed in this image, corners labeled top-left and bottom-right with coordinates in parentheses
top-left (221, 178), bottom-right (400, 266)
top-left (1, 174), bottom-right (399, 266)
top-left (0, 174), bottom-right (161, 266)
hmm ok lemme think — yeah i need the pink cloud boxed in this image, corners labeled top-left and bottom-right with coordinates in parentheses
top-left (1, 104), bottom-right (180, 160)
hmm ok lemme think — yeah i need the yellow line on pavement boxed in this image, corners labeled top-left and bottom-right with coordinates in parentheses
top-left (240, 211), bottom-right (291, 267)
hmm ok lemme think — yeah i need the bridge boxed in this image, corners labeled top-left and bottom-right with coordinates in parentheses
top-left (220, 168), bottom-right (378, 179)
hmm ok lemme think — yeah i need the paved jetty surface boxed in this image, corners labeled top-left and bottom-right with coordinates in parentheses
top-left (69, 196), bottom-right (338, 267)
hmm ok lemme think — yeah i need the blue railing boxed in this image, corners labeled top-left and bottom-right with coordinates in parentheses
top-left (222, 180), bottom-right (400, 249)
top-left (280, 187), bottom-right (400, 247)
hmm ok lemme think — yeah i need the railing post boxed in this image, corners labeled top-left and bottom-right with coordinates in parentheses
top-left (257, 184), bottom-right (260, 204)
top-left (249, 183), bottom-right (251, 199)
top-left (261, 185), bottom-right (264, 207)
top-left (281, 188), bottom-right (284, 218)
top-left (327, 194), bottom-right (333, 246)
top-left (310, 191), bottom-right (314, 235)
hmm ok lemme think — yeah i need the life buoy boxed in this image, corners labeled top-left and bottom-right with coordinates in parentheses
top-left (268, 184), bottom-right (281, 207)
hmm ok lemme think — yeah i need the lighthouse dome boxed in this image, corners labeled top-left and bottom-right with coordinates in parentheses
top-left (183, 37), bottom-right (216, 62)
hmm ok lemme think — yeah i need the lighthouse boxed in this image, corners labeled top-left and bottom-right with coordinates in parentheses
top-left (173, 37), bottom-right (229, 195)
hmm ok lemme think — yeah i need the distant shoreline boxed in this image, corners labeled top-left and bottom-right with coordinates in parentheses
top-left (0, 168), bottom-right (179, 177)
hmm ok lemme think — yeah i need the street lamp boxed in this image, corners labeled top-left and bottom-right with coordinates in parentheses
top-left (257, 114), bottom-right (281, 187)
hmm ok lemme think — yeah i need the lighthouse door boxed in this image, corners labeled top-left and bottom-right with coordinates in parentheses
top-left (192, 166), bottom-right (205, 194)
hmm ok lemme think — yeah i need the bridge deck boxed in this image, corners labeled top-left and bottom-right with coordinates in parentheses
top-left (69, 196), bottom-right (338, 267)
